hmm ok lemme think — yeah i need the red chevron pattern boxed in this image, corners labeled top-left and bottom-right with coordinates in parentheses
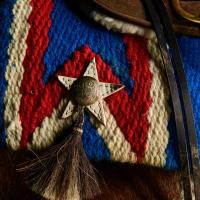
top-left (17, 0), bottom-right (152, 162)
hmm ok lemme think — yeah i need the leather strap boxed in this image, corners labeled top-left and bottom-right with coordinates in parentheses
top-left (94, 0), bottom-right (200, 37)
top-left (172, 0), bottom-right (200, 24)
top-left (153, 1), bottom-right (200, 199)
top-left (142, 0), bottom-right (199, 199)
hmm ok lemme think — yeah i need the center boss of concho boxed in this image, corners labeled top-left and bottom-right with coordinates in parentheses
top-left (71, 76), bottom-right (99, 106)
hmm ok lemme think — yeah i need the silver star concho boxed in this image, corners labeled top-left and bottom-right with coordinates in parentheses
top-left (58, 58), bottom-right (124, 125)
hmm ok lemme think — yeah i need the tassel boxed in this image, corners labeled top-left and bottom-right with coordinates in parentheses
top-left (17, 106), bottom-right (100, 200)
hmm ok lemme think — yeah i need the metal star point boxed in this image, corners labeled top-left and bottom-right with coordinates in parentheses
top-left (58, 58), bottom-right (124, 125)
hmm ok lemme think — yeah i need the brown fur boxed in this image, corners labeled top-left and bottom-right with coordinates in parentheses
top-left (0, 149), bottom-right (182, 200)
top-left (18, 109), bottom-right (100, 200)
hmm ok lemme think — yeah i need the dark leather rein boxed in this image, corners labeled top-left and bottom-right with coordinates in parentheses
top-left (142, 0), bottom-right (200, 199)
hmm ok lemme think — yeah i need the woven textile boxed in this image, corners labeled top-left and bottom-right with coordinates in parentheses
top-left (0, 0), bottom-right (199, 170)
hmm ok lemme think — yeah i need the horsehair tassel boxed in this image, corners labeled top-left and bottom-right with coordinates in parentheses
top-left (17, 106), bottom-right (100, 200)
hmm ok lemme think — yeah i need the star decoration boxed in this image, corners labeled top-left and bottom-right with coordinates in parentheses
top-left (58, 58), bottom-right (124, 125)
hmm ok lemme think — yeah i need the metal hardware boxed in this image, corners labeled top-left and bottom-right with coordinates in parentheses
top-left (172, 0), bottom-right (200, 24)
top-left (71, 76), bottom-right (99, 106)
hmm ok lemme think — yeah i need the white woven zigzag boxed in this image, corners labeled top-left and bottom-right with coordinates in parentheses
top-left (29, 98), bottom-right (137, 163)
top-left (28, 98), bottom-right (73, 150)
top-left (91, 10), bottom-right (171, 167)
top-left (5, 0), bottom-right (32, 150)
top-left (143, 52), bottom-right (170, 167)
top-left (90, 101), bottom-right (137, 163)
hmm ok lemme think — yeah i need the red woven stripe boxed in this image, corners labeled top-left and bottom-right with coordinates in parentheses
top-left (19, 0), bottom-right (54, 148)
top-left (60, 41), bottom-right (152, 162)
top-left (19, 36), bottom-right (121, 148)
top-left (19, 12), bottom-right (151, 162)
top-left (106, 35), bottom-right (152, 162)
